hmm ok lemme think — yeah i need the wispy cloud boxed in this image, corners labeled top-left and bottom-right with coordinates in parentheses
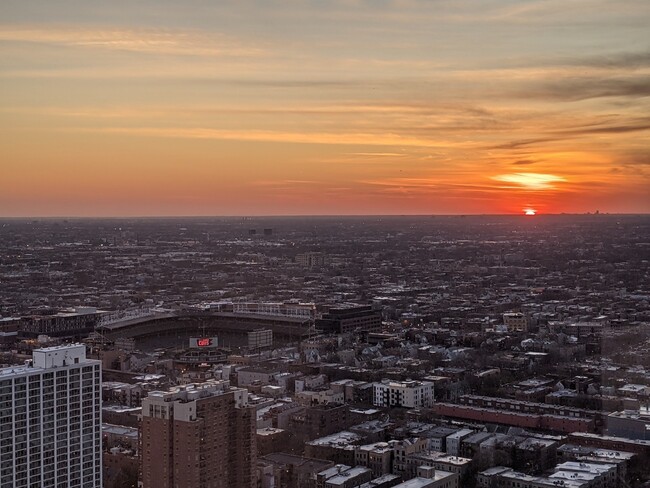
top-left (346, 152), bottom-right (406, 157)
top-left (560, 51), bottom-right (650, 70)
top-left (492, 138), bottom-right (563, 150)
top-left (528, 76), bottom-right (650, 101)
top-left (559, 119), bottom-right (650, 135)
top-left (251, 179), bottom-right (318, 187)
top-left (65, 126), bottom-right (476, 149)
top-left (0, 25), bottom-right (264, 57)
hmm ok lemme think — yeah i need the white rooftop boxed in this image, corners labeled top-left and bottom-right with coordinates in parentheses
top-left (307, 431), bottom-right (362, 448)
top-left (0, 344), bottom-right (95, 378)
top-left (394, 473), bottom-right (455, 487)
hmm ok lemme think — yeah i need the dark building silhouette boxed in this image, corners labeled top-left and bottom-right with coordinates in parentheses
top-left (316, 305), bottom-right (382, 334)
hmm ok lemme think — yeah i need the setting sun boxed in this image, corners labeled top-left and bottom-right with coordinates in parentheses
top-left (524, 209), bottom-right (537, 216)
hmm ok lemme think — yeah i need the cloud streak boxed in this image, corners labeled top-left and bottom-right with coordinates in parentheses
top-left (528, 77), bottom-right (650, 101)
top-left (64, 126), bottom-right (479, 149)
top-left (0, 25), bottom-right (264, 57)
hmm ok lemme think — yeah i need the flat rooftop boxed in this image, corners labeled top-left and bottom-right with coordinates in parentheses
top-left (307, 431), bottom-right (362, 448)
top-left (102, 424), bottom-right (138, 439)
top-left (260, 452), bottom-right (332, 470)
top-left (395, 474), bottom-right (455, 487)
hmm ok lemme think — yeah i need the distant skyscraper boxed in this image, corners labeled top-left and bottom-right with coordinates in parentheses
top-left (141, 380), bottom-right (257, 488)
top-left (0, 344), bottom-right (102, 488)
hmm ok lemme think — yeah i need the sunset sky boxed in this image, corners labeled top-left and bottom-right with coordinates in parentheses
top-left (1, 0), bottom-right (649, 216)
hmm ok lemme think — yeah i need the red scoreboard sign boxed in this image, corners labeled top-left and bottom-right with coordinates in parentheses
top-left (189, 337), bottom-right (218, 348)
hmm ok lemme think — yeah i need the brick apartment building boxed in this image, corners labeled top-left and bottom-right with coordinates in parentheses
top-left (141, 380), bottom-right (257, 488)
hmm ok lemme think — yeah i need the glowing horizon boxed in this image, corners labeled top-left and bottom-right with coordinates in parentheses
top-left (1, 1), bottom-right (649, 217)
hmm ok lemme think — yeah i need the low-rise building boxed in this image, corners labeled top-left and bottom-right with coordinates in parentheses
top-left (393, 467), bottom-right (458, 488)
top-left (444, 429), bottom-right (474, 456)
top-left (258, 452), bottom-right (334, 488)
top-left (355, 442), bottom-right (394, 477)
top-left (392, 438), bottom-right (429, 478)
top-left (297, 389), bottom-right (345, 406)
top-left (607, 407), bottom-right (650, 441)
top-left (316, 465), bottom-right (373, 488)
top-left (503, 312), bottom-right (527, 333)
top-left (477, 461), bottom-right (618, 488)
top-left (306, 431), bottom-right (363, 465)
top-left (374, 380), bottom-right (434, 408)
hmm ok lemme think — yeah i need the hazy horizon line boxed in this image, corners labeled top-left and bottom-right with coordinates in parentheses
top-left (1, 212), bottom-right (648, 220)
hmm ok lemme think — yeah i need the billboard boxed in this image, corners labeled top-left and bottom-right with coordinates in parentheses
top-left (189, 337), bottom-right (218, 348)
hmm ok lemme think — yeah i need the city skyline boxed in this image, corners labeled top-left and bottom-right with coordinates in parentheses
top-left (1, 0), bottom-right (649, 217)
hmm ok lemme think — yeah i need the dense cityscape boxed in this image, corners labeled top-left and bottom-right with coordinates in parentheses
top-left (1, 215), bottom-right (649, 487)
top-left (3, 0), bottom-right (649, 484)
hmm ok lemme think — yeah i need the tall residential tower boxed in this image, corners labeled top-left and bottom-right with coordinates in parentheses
top-left (0, 344), bottom-right (102, 488)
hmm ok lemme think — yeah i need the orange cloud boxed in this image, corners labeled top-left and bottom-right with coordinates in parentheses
top-left (491, 173), bottom-right (567, 190)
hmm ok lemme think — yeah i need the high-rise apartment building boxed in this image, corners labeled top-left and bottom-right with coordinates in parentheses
top-left (141, 380), bottom-right (257, 488)
top-left (0, 344), bottom-right (102, 488)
